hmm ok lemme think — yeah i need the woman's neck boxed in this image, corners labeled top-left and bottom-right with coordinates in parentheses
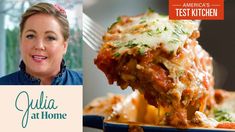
top-left (40, 77), bottom-right (54, 85)
top-left (21, 60), bottom-right (64, 85)
top-left (25, 67), bottom-right (60, 85)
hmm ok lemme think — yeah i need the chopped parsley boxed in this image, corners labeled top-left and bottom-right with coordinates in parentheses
top-left (147, 7), bottom-right (155, 13)
top-left (108, 22), bottom-right (118, 30)
top-left (155, 28), bottom-right (162, 34)
top-left (176, 69), bottom-right (184, 77)
top-left (140, 17), bottom-right (147, 24)
top-left (141, 44), bottom-right (150, 48)
top-left (164, 26), bottom-right (168, 31)
top-left (168, 38), bottom-right (180, 44)
top-left (125, 40), bottom-right (138, 48)
top-left (113, 41), bottom-right (125, 47)
top-left (113, 52), bottom-right (121, 57)
top-left (174, 24), bottom-right (190, 35)
top-left (108, 16), bottom-right (122, 30)
top-left (145, 28), bottom-right (164, 36)
top-left (138, 43), bottom-right (150, 55)
top-left (140, 20), bottom-right (146, 24)
top-left (214, 109), bottom-right (235, 122)
top-left (113, 40), bottom-right (150, 56)
top-left (147, 30), bottom-right (154, 36)
top-left (139, 47), bottom-right (146, 55)
top-left (172, 31), bottom-right (180, 37)
top-left (181, 28), bottom-right (190, 35)
top-left (116, 16), bottom-right (121, 22)
top-left (114, 40), bottom-right (149, 49)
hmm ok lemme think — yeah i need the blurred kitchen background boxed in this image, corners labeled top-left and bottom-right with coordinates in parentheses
top-left (83, 0), bottom-right (235, 131)
top-left (0, 0), bottom-right (83, 78)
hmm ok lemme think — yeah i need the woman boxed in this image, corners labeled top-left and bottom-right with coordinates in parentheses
top-left (0, 2), bottom-right (83, 85)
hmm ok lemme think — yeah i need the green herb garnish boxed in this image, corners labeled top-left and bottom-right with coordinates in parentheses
top-left (140, 17), bottom-right (147, 24)
top-left (168, 39), bottom-right (180, 44)
top-left (139, 47), bottom-right (146, 55)
top-left (147, 30), bottom-right (154, 36)
top-left (155, 28), bottom-right (162, 34)
top-left (108, 22), bottom-right (118, 30)
top-left (174, 24), bottom-right (190, 35)
top-left (141, 44), bottom-right (150, 48)
top-left (147, 7), bottom-right (155, 13)
top-left (138, 43), bottom-right (150, 55)
top-left (113, 52), bottom-right (121, 57)
top-left (125, 40), bottom-right (138, 48)
top-left (181, 28), bottom-right (190, 35)
top-left (140, 20), bottom-right (146, 24)
top-left (176, 70), bottom-right (184, 77)
top-left (146, 28), bottom-right (162, 36)
top-left (164, 26), bottom-right (168, 31)
top-left (214, 109), bottom-right (235, 122)
top-left (113, 41), bottom-right (125, 47)
top-left (117, 16), bottom-right (121, 22)
top-left (172, 31), bottom-right (180, 37)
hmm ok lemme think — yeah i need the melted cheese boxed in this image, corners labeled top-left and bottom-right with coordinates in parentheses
top-left (194, 111), bottom-right (218, 128)
top-left (110, 12), bottom-right (199, 54)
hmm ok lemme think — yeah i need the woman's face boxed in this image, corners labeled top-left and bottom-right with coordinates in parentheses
top-left (20, 14), bottom-right (68, 77)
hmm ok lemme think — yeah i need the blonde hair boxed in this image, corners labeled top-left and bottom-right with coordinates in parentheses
top-left (20, 2), bottom-right (69, 40)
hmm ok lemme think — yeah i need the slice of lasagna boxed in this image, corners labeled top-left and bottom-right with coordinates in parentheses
top-left (94, 10), bottom-right (215, 127)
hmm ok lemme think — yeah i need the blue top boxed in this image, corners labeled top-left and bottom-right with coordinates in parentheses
top-left (0, 60), bottom-right (83, 85)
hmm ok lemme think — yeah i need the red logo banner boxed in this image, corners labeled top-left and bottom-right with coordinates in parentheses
top-left (169, 0), bottom-right (224, 20)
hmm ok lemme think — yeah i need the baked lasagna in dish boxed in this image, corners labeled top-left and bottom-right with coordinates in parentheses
top-left (94, 10), bottom-right (215, 127)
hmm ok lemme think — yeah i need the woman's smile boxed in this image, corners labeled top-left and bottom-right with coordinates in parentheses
top-left (31, 55), bottom-right (48, 63)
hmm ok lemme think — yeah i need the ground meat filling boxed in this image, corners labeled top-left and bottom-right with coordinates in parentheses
top-left (95, 12), bottom-right (215, 127)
